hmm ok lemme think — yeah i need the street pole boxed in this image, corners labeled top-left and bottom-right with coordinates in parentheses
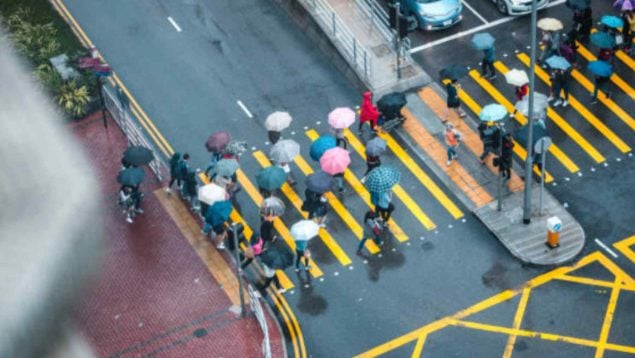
top-left (522, 0), bottom-right (539, 225)
top-left (540, 146), bottom-right (546, 215)
top-left (395, 2), bottom-right (402, 79)
top-left (497, 124), bottom-right (503, 211)
top-left (231, 223), bottom-right (246, 318)
top-left (97, 77), bottom-right (108, 128)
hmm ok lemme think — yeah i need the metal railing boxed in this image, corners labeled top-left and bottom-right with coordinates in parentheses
top-left (299, 0), bottom-right (373, 79)
top-left (102, 85), bottom-right (167, 181)
top-left (248, 285), bottom-right (272, 358)
top-left (356, 0), bottom-right (412, 54)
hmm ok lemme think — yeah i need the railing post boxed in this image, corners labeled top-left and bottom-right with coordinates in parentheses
top-left (353, 38), bottom-right (357, 65)
top-left (331, 12), bottom-right (336, 36)
top-left (364, 52), bottom-right (368, 78)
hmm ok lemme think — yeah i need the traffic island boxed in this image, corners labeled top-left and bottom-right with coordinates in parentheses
top-left (474, 186), bottom-right (585, 266)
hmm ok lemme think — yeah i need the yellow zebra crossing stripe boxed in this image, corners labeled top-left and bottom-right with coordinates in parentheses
top-left (589, 29), bottom-right (635, 71)
top-left (306, 129), bottom-right (410, 242)
top-left (252, 151), bottom-right (352, 266)
top-left (517, 53), bottom-right (631, 154)
top-left (293, 155), bottom-right (380, 254)
top-left (469, 68), bottom-right (580, 173)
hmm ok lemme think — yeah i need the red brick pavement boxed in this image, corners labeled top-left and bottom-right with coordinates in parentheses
top-left (68, 112), bottom-right (284, 357)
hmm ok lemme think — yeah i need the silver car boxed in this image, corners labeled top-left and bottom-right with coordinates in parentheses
top-left (493, 0), bottom-right (549, 15)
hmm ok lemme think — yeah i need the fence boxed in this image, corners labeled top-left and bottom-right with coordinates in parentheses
top-left (356, 0), bottom-right (412, 52)
top-left (298, 0), bottom-right (373, 80)
top-left (248, 285), bottom-right (272, 358)
top-left (102, 85), bottom-right (167, 181)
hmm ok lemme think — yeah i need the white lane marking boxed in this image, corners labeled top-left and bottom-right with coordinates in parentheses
top-left (167, 17), bottom-right (182, 32)
top-left (236, 100), bottom-right (253, 118)
top-left (595, 238), bottom-right (619, 258)
top-left (461, 0), bottom-right (488, 24)
top-left (409, 0), bottom-right (567, 53)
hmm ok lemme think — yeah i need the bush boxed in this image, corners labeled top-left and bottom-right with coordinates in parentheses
top-left (57, 80), bottom-right (91, 119)
top-left (6, 8), bottom-right (61, 64)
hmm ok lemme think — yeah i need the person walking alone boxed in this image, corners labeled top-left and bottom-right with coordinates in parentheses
top-left (371, 190), bottom-right (394, 226)
top-left (294, 239), bottom-right (311, 272)
top-left (444, 123), bottom-right (462, 166)
top-left (481, 45), bottom-right (496, 79)
top-left (445, 79), bottom-right (466, 121)
top-left (591, 72), bottom-right (613, 104)
top-left (258, 263), bottom-right (286, 294)
top-left (356, 210), bottom-right (384, 255)
top-left (498, 133), bottom-right (514, 181)
top-left (478, 122), bottom-right (500, 164)
top-left (358, 91), bottom-right (379, 135)
top-left (550, 68), bottom-right (571, 107)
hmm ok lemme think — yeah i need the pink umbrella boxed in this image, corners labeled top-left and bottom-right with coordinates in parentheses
top-left (327, 107), bottom-right (356, 129)
top-left (319, 147), bottom-right (351, 175)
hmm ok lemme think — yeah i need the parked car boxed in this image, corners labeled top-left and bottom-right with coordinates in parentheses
top-left (395, 0), bottom-right (463, 31)
top-left (493, 0), bottom-right (549, 15)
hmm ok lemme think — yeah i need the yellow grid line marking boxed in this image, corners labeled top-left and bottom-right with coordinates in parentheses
top-left (469, 69), bottom-right (580, 173)
top-left (575, 41), bottom-right (635, 101)
top-left (595, 278), bottom-right (622, 357)
top-left (444, 83), bottom-right (555, 183)
top-left (376, 130), bottom-right (464, 219)
top-left (253, 151), bottom-right (352, 266)
top-left (554, 275), bottom-right (635, 291)
top-left (517, 53), bottom-right (631, 154)
top-left (614, 235), bottom-right (635, 264)
top-left (595, 254), bottom-right (635, 289)
top-left (308, 130), bottom-right (410, 242)
top-left (294, 150), bottom-right (380, 254)
top-left (411, 333), bottom-right (427, 358)
top-left (339, 129), bottom-right (436, 231)
top-left (503, 287), bottom-right (531, 358)
top-left (495, 61), bottom-right (605, 164)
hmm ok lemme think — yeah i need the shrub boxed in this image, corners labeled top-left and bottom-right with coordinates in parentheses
top-left (57, 80), bottom-right (91, 118)
top-left (6, 8), bottom-right (61, 64)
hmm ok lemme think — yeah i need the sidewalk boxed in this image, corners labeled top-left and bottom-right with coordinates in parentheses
top-left (68, 112), bottom-right (284, 357)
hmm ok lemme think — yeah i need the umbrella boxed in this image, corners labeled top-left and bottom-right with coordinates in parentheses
top-left (122, 146), bottom-right (154, 166)
top-left (256, 166), bottom-right (287, 191)
top-left (117, 167), bottom-right (145, 186)
top-left (590, 31), bottom-right (616, 49)
top-left (198, 183), bottom-right (227, 205)
top-left (587, 60), bottom-right (613, 77)
top-left (537, 18), bottom-right (563, 31)
top-left (205, 200), bottom-right (232, 226)
top-left (614, 0), bottom-right (633, 10)
top-left (327, 107), bottom-right (356, 129)
top-left (290, 220), bottom-right (320, 241)
top-left (214, 158), bottom-right (239, 177)
top-left (365, 166), bottom-right (400, 192)
top-left (376, 92), bottom-right (407, 117)
top-left (440, 65), bottom-right (468, 80)
top-left (206, 131), bottom-right (231, 152)
top-left (479, 104), bottom-right (507, 122)
top-left (259, 245), bottom-right (295, 270)
top-left (515, 92), bottom-right (549, 117)
top-left (545, 56), bottom-right (571, 70)
top-left (471, 32), bottom-right (495, 50)
top-left (566, 0), bottom-right (590, 9)
top-left (309, 135), bottom-right (336, 161)
top-left (515, 121), bottom-right (548, 149)
top-left (319, 147), bottom-right (351, 175)
top-left (269, 139), bottom-right (300, 163)
top-left (260, 196), bottom-right (286, 217)
top-left (504, 69), bottom-right (529, 86)
top-left (365, 137), bottom-right (387, 156)
top-left (600, 15), bottom-right (624, 29)
top-left (265, 111), bottom-right (292, 131)
top-left (306, 171), bottom-right (333, 194)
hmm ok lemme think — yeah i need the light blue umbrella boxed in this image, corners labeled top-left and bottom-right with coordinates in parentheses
top-left (600, 15), bottom-right (624, 29)
top-left (256, 166), bottom-right (286, 191)
top-left (587, 60), bottom-right (613, 77)
top-left (590, 32), bottom-right (616, 49)
top-left (365, 166), bottom-right (400, 192)
top-left (309, 135), bottom-right (336, 161)
top-left (545, 56), bottom-right (571, 70)
top-left (471, 33), bottom-right (495, 50)
top-left (205, 200), bottom-right (232, 226)
top-left (479, 104), bottom-right (507, 122)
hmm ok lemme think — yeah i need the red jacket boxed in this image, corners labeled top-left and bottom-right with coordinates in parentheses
top-left (359, 91), bottom-right (379, 126)
top-left (515, 84), bottom-right (529, 101)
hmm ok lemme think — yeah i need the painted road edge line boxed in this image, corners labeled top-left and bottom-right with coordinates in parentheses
top-left (167, 16), bottom-right (182, 32)
top-left (461, 0), bottom-right (488, 25)
top-left (237, 100), bottom-right (254, 118)
top-left (595, 238), bottom-right (618, 259)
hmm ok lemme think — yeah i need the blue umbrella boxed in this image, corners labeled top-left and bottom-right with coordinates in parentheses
top-left (440, 65), bottom-right (468, 80)
top-left (545, 56), bottom-right (571, 70)
top-left (590, 32), bottom-right (616, 49)
top-left (471, 33), bottom-right (495, 50)
top-left (205, 200), bottom-right (232, 226)
top-left (600, 15), bottom-right (624, 29)
top-left (365, 166), bottom-right (401, 192)
top-left (256, 166), bottom-right (286, 191)
top-left (479, 104), bottom-right (507, 122)
top-left (306, 170), bottom-right (333, 194)
top-left (309, 135), bottom-right (336, 161)
top-left (587, 60), bottom-right (613, 77)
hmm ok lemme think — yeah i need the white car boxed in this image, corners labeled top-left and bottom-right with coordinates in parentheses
top-left (493, 0), bottom-right (549, 15)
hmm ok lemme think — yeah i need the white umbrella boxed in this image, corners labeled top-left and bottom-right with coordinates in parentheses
top-left (327, 107), bottom-right (356, 129)
top-left (265, 111), bottom-right (292, 131)
top-left (290, 220), bottom-right (320, 242)
top-left (197, 183), bottom-right (227, 205)
top-left (515, 92), bottom-right (549, 117)
top-left (537, 18), bottom-right (563, 31)
top-left (270, 139), bottom-right (300, 163)
top-left (504, 69), bottom-right (529, 86)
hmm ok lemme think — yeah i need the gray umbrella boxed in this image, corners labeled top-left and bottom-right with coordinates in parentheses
top-left (515, 92), bottom-right (549, 118)
top-left (270, 139), bottom-right (300, 163)
top-left (259, 244), bottom-right (294, 270)
top-left (365, 137), bottom-right (387, 156)
top-left (306, 170), bottom-right (333, 194)
top-left (214, 158), bottom-right (239, 177)
top-left (117, 167), bottom-right (145, 186)
top-left (260, 196), bottom-right (286, 217)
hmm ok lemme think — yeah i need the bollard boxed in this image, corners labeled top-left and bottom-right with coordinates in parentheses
top-left (546, 216), bottom-right (561, 249)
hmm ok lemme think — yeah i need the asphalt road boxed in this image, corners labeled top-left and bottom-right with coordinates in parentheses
top-left (58, 0), bottom-right (634, 356)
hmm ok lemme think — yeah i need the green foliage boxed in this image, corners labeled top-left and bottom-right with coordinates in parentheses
top-left (56, 80), bottom-right (91, 119)
top-left (6, 8), bottom-right (61, 64)
top-left (33, 63), bottom-right (63, 92)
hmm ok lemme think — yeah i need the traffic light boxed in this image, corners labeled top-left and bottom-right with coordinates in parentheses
top-left (388, 3), bottom-right (409, 39)
top-left (389, 4), bottom-right (398, 29)
top-left (398, 15), bottom-right (408, 39)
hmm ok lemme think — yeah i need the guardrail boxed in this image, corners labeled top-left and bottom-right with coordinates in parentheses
top-left (298, 0), bottom-right (373, 80)
top-left (356, 0), bottom-right (412, 53)
top-left (248, 285), bottom-right (272, 358)
top-left (102, 85), bottom-right (167, 181)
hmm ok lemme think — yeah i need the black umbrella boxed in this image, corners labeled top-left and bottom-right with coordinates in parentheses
top-left (440, 65), bottom-right (468, 80)
top-left (122, 146), bottom-right (154, 166)
top-left (514, 122), bottom-right (548, 149)
top-left (117, 167), bottom-right (145, 186)
top-left (305, 170), bottom-right (333, 194)
top-left (259, 244), bottom-right (295, 270)
top-left (377, 92), bottom-right (407, 119)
